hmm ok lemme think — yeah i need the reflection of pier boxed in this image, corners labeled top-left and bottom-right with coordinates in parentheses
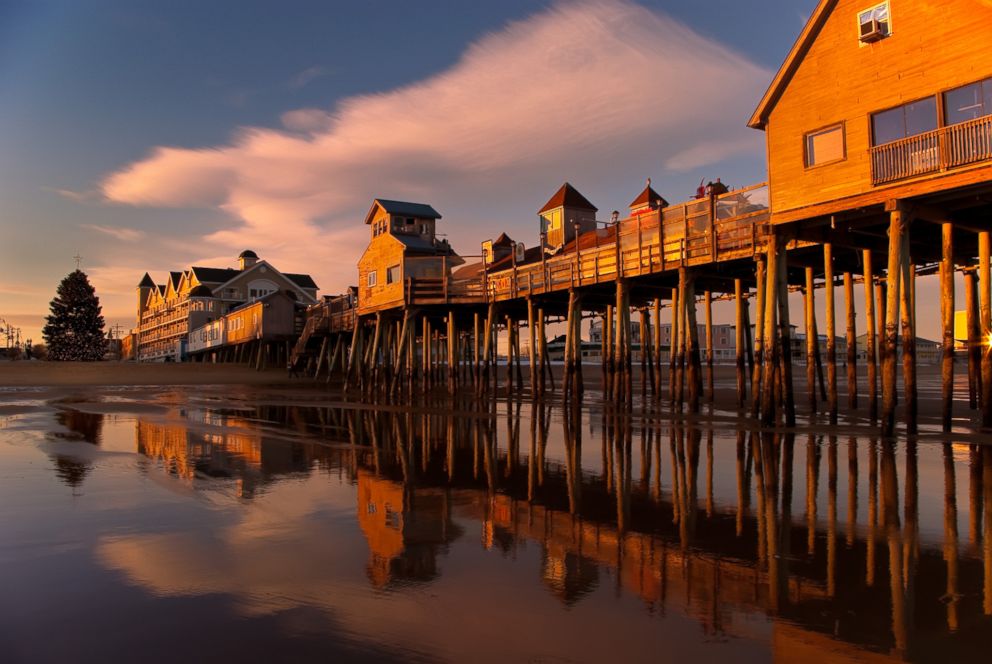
top-left (343, 406), bottom-right (992, 660)
top-left (78, 401), bottom-right (992, 660)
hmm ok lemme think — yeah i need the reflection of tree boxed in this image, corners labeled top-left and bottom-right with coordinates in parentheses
top-left (49, 409), bottom-right (104, 489)
top-left (53, 455), bottom-right (92, 488)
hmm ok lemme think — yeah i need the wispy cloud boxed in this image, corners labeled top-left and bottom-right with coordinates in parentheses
top-left (47, 187), bottom-right (103, 203)
top-left (288, 65), bottom-right (329, 90)
top-left (81, 224), bottom-right (146, 242)
top-left (100, 0), bottom-right (770, 300)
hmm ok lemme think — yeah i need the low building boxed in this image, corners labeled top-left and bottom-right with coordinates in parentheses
top-left (133, 250), bottom-right (317, 362)
top-left (356, 199), bottom-right (463, 315)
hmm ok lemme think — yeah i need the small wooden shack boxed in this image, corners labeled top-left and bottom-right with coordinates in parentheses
top-left (357, 199), bottom-right (463, 315)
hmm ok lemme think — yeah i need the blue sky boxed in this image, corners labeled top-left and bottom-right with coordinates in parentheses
top-left (0, 0), bottom-right (818, 342)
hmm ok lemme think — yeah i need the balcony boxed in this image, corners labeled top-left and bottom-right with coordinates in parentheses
top-left (870, 115), bottom-right (992, 185)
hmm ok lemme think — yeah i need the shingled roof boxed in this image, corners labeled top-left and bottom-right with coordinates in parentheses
top-left (365, 199), bottom-right (441, 224)
top-left (539, 183), bottom-right (597, 214)
top-left (284, 273), bottom-right (318, 289)
top-left (190, 266), bottom-right (240, 283)
top-left (629, 184), bottom-right (668, 210)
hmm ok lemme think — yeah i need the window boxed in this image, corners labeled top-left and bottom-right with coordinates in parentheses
top-left (386, 264), bottom-right (401, 284)
top-left (944, 78), bottom-right (992, 126)
top-left (871, 97), bottom-right (937, 145)
top-left (805, 124), bottom-right (846, 167)
top-left (858, 2), bottom-right (890, 42)
top-left (367, 270), bottom-right (377, 287)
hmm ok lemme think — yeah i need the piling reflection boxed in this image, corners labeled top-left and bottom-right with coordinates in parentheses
top-left (56, 398), bottom-right (992, 661)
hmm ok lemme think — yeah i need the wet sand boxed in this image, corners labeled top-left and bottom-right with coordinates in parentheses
top-left (1, 381), bottom-right (991, 663)
top-left (0, 360), bottom-right (294, 387)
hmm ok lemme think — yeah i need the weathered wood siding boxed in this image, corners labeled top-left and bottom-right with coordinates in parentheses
top-left (357, 223), bottom-right (406, 315)
top-left (766, 0), bottom-right (992, 223)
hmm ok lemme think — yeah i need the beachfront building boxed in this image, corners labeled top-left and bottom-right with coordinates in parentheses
top-left (357, 199), bottom-right (464, 316)
top-left (134, 250), bottom-right (318, 362)
top-left (750, 0), bottom-right (992, 223)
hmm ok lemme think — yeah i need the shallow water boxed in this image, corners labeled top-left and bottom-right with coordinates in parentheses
top-left (1, 385), bottom-right (990, 663)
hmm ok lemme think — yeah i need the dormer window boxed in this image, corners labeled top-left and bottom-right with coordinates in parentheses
top-left (858, 2), bottom-right (890, 43)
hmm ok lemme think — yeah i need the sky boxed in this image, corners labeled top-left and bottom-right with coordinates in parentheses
top-left (0, 0), bottom-right (821, 344)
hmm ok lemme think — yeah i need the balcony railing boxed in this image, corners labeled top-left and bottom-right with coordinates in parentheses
top-left (870, 115), bottom-right (992, 185)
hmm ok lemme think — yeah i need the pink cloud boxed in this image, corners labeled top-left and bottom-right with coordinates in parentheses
top-left (98, 0), bottom-right (770, 307)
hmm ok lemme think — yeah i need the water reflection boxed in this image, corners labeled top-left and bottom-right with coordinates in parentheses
top-left (43, 396), bottom-right (992, 660)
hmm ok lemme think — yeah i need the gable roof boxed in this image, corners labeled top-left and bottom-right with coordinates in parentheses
top-left (539, 183), bottom-right (598, 214)
top-left (137, 272), bottom-right (156, 288)
top-left (284, 272), bottom-right (318, 289)
top-left (629, 184), bottom-right (668, 209)
top-left (169, 271), bottom-right (183, 288)
top-left (492, 232), bottom-right (515, 247)
top-left (364, 199), bottom-right (441, 224)
top-left (190, 266), bottom-right (240, 283)
top-left (748, 0), bottom-right (834, 130)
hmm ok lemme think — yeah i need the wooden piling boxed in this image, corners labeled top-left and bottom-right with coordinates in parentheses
top-left (980, 231), bottom-right (992, 427)
top-left (686, 272), bottom-right (702, 413)
top-left (863, 250), bottom-right (878, 423)
top-left (965, 270), bottom-right (981, 410)
top-left (654, 297), bottom-right (663, 397)
top-left (703, 290), bottom-right (714, 402)
top-left (448, 310), bottom-right (457, 390)
top-left (941, 224), bottom-right (955, 432)
top-left (564, 294), bottom-right (576, 398)
top-left (824, 243), bottom-right (838, 424)
top-left (881, 210), bottom-right (905, 437)
top-left (527, 299), bottom-right (537, 393)
top-left (573, 295), bottom-right (584, 397)
top-left (901, 247), bottom-right (917, 434)
top-left (751, 256), bottom-right (766, 417)
top-left (776, 238), bottom-right (796, 427)
top-left (760, 240), bottom-right (779, 425)
top-left (670, 286), bottom-right (680, 407)
top-left (805, 267), bottom-right (818, 414)
top-left (735, 278), bottom-right (746, 408)
top-left (844, 272), bottom-right (858, 410)
top-left (604, 305), bottom-right (613, 396)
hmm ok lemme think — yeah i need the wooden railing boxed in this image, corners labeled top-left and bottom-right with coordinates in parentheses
top-left (870, 115), bottom-right (992, 184)
top-left (484, 183), bottom-right (771, 301)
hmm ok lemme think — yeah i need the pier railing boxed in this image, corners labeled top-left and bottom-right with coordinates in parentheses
top-left (485, 183), bottom-right (770, 301)
top-left (870, 115), bottom-right (992, 184)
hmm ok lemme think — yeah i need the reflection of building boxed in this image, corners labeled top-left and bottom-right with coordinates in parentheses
top-left (356, 469), bottom-right (461, 588)
top-left (134, 409), bottom-right (327, 497)
top-left (134, 250), bottom-right (317, 362)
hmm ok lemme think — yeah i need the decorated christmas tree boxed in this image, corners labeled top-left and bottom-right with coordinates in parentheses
top-left (42, 270), bottom-right (107, 361)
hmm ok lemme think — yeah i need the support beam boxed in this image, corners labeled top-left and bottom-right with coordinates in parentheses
top-left (805, 267), bottom-right (818, 414)
top-left (751, 256), bottom-right (766, 418)
top-left (735, 279), bottom-right (746, 408)
top-left (981, 231), bottom-right (992, 427)
top-left (941, 224), bottom-right (955, 432)
top-left (966, 270), bottom-right (981, 410)
top-left (824, 243), bottom-right (838, 424)
top-left (845, 272), bottom-right (858, 410)
top-left (864, 251), bottom-right (878, 423)
top-left (882, 211), bottom-right (905, 437)
top-left (705, 290), bottom-right (714, 403)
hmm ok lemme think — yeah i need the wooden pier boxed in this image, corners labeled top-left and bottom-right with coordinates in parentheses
top-left (266, 2), bottom-right (992, 437)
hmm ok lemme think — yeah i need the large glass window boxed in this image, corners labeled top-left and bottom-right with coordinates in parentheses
top-left (805, 124), bottom-right (845, 166)
top-left (944, 78), bottom-right (992, 125)
top-left (871, 97), bottom-right (937, 145)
